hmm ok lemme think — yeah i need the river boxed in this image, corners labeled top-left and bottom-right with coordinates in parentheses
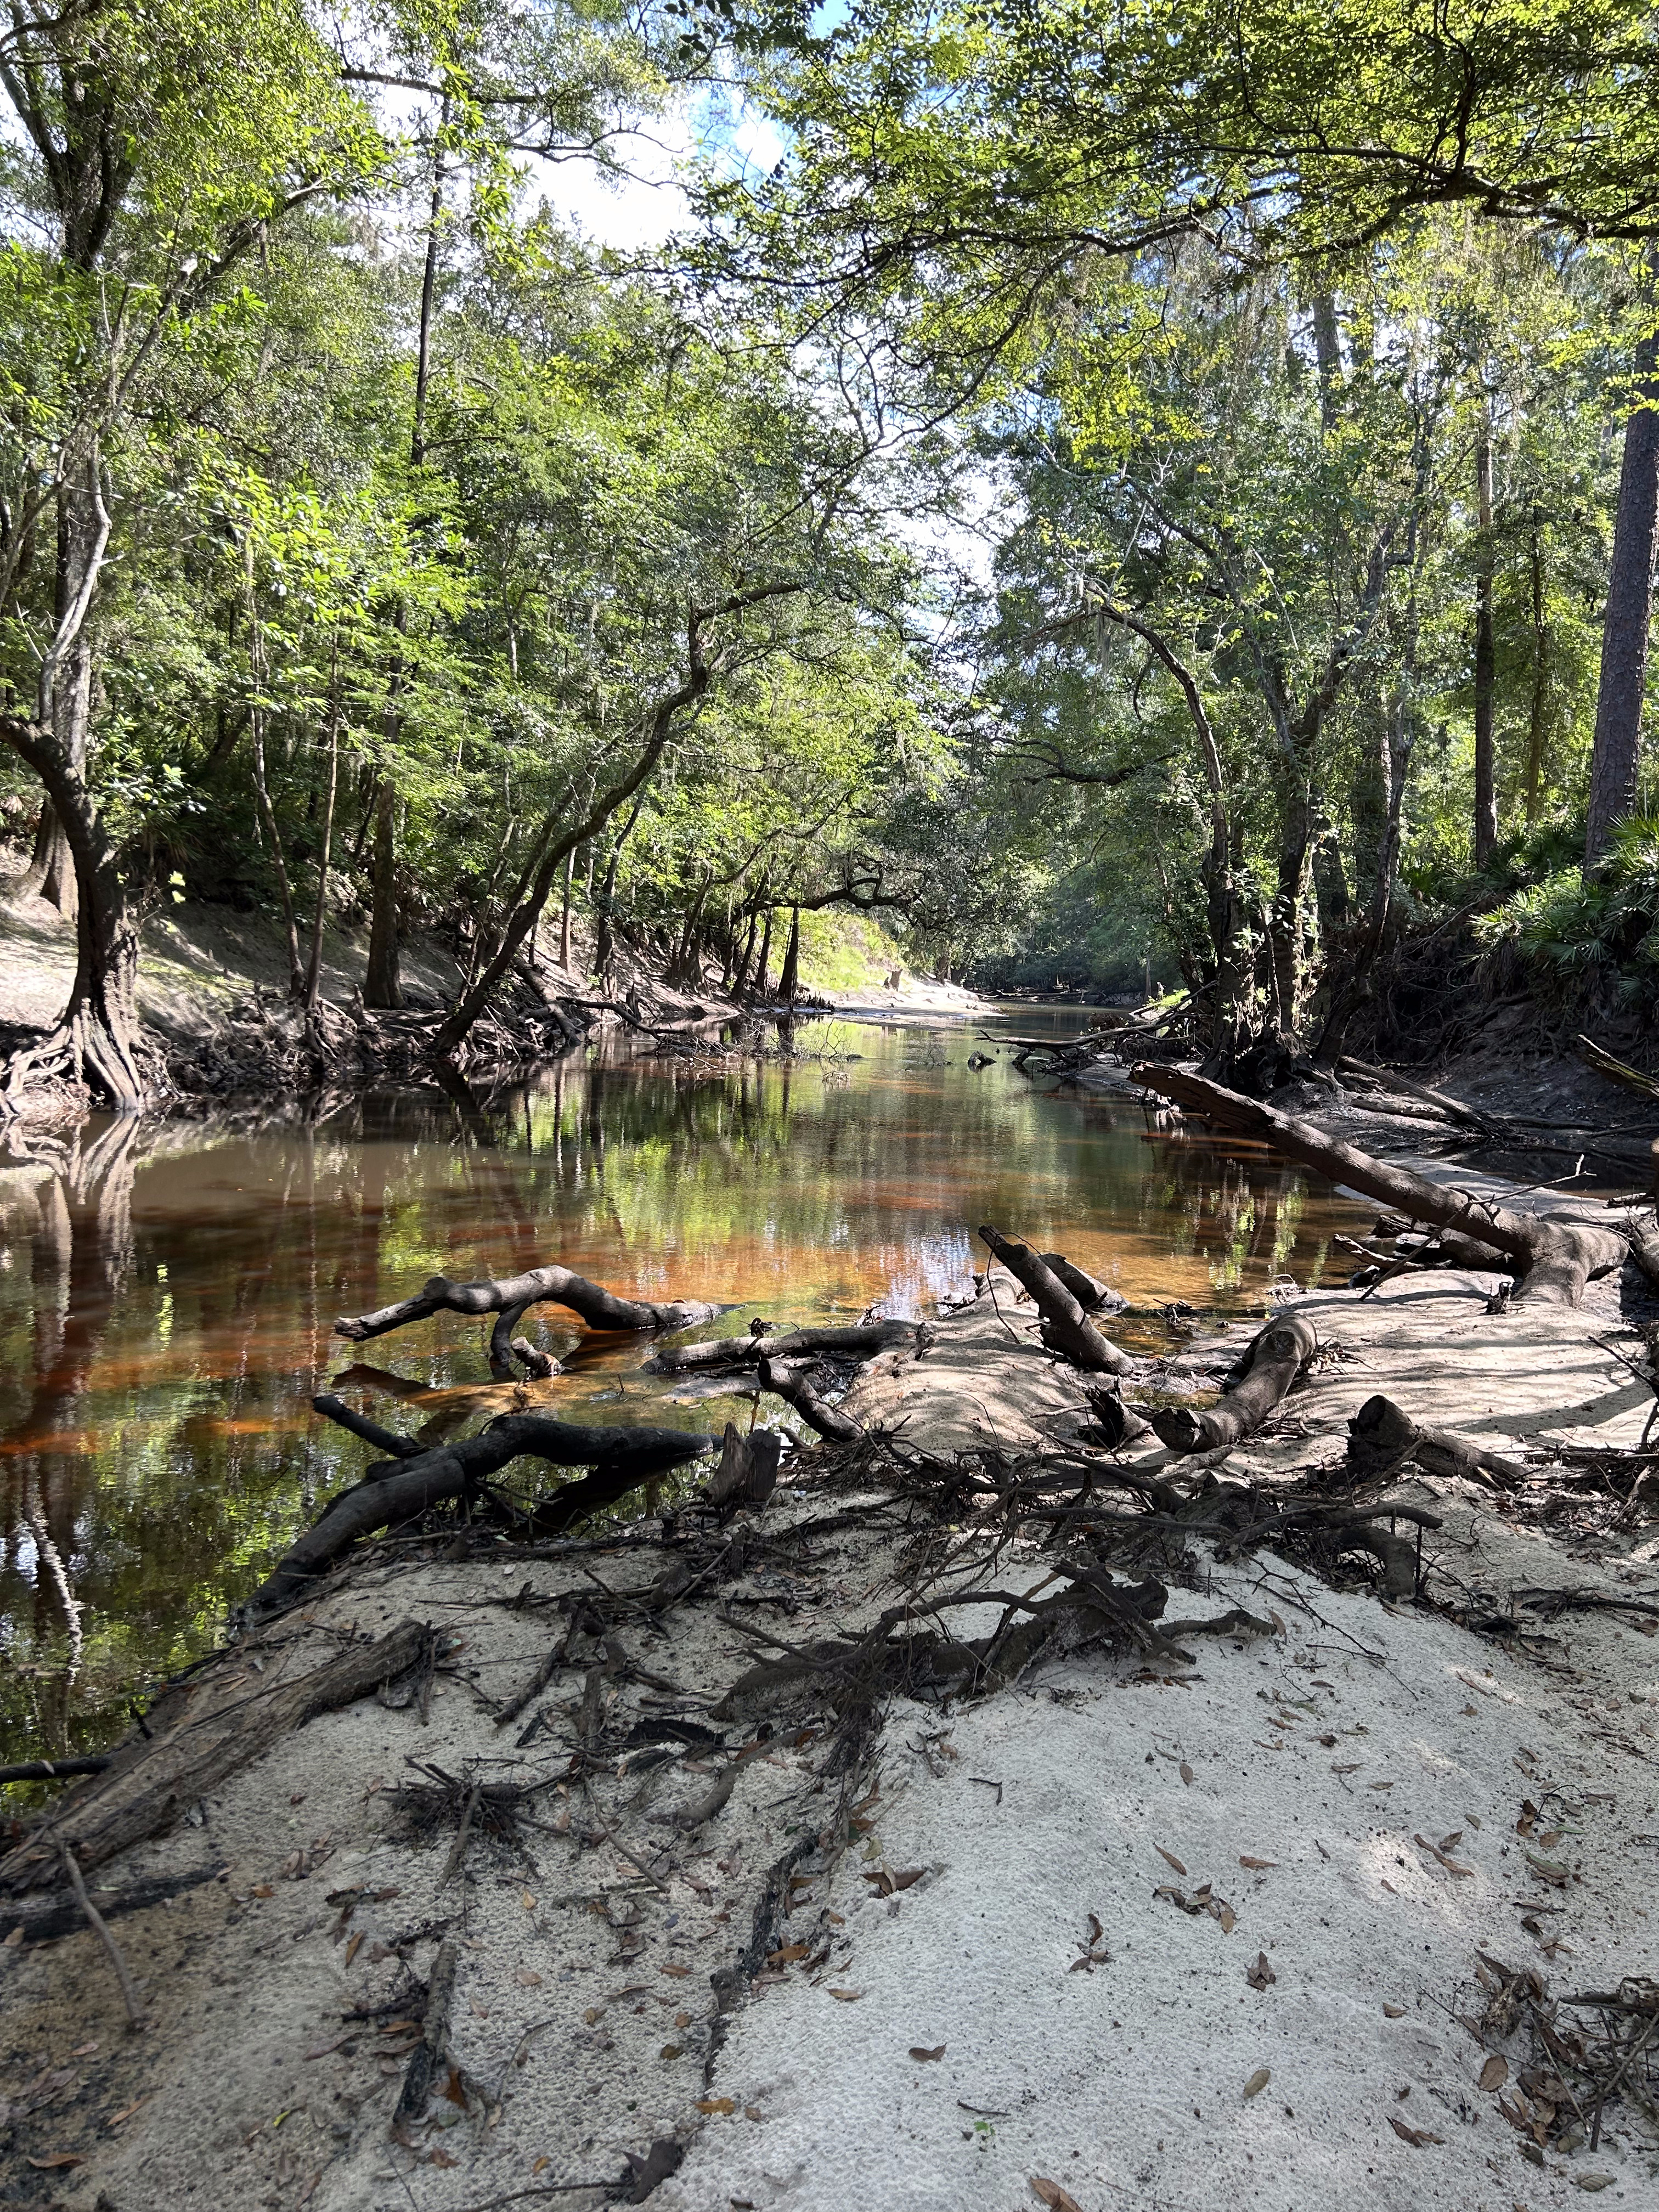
top-left (0, 1011), bottom-right (1368, 1767)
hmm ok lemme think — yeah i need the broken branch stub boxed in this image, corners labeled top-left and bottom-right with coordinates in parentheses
top-left (977, 1225), bottom-right (1136, 1374)
top-left (1151, 1312), bottom-right (1318, 1454)
top-left (1130, 1065), bottom-right (1628, 1307)
top-left (1346, 1394), bottom-right (1530, 1488)
top-left (704, 1421), bottom-right (783, 1514)
top-left (335, 1263), bottom-right (722, 1352)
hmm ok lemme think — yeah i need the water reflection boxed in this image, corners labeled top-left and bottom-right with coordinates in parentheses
top-left (0, 1016), bottom-right (1367, 1763)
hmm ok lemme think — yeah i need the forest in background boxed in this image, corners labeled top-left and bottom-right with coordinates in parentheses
top-left (4, 0), bottom-right (1659, 1105)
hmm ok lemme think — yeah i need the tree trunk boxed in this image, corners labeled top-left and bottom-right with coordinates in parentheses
top-left (1585, 312), bottom-right (1659, 866)
top-left (592, 792), bottom-right (645, 980)
top-left (1, 465), bottom-right (144, 1109)
top-left (1525, 522), bottom-right (1549, 822)
top-left (777, 905), bottom-right (801, 1001)
top-left (302, 656), bottom-right (341, 1015)
top-left (1473, 402), bottom-right (1499, 866)
top-left (557, 844), bottom-right (574, 969)
top-left (753, 909), bottom-right (774, 996)
top-left (364, 771), bottom-right (402, 1008)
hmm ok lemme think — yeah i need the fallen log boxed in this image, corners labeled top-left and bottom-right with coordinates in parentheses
top-left (0, 1752), bottom-right (112, 1786)
top-left (648, 1321), bottom-right (917, 1374)
top-left (2, 1865), bottom-right (219, 1945)
top-left (1131, 1064), bottom-right (1628, 1306)
top-left (0, 1620), bottom-right (427, 1896)
top-left (978, 1225), bottom-right (1136, 1375)
top-left (251, 1415), bottom-right (714, 1614)
top-left (335, 1265), bottom-right (722, 1363)
top-left (757, 1352), bottom-right (861, 1442)
top-left (1345, 1394), bottom-right (1532, 1487)
top-left (1151, 1312), bottom-right (1319, 1454)
top-left (1338, 1056), bottom-right (1496, 1134)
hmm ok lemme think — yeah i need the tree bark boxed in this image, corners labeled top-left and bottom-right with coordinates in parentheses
top-left (1585, 309), bottom-right (1659, 866)
top-left (1473, 401), bottom-right (1499, 866)
top-left (1131, 1063), bottom-right (1628, 1305)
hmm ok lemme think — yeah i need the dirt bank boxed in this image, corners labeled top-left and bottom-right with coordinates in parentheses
top-left (4, 1170), bottom-right (1658, 2211)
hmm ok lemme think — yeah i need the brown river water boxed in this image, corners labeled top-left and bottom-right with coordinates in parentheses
top-left (0, 1011), bottom-right (1371, 1770)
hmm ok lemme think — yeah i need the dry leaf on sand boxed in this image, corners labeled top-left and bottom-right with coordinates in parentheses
top-left (909, 2045), bottom-right (946, 2062)
top-left (1243, 2068), bottom-right (1271, 2098)
top-left (1030, 2179), bottom-right (1085, 2212)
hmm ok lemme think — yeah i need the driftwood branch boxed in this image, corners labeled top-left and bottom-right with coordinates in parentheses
top-left (648, 1321), bottom-right (916, 1374)
top-left (978, 1225), bottom-right (1136, 1374)
top-left (61, 1842), bottom-right (147, 2030)
top-left (1152, 1312), bottom-right (1318, 1454)
top-left (1131, 1065), bottom-right (1628, 1306)
top-left (757, 1352), bottom-right (862, 1441)
top-left (252, 1415), bottom-right (714, 1613)
top-left (335, 1264), bottom-right (722, 1349)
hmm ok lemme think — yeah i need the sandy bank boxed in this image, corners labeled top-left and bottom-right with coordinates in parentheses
top-left (3, 1195), bottom-right (1657, 2212)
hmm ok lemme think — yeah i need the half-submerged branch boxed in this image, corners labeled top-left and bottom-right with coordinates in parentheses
top-left (254, 1411), bottom-right (714, 1613)
top-left (757, 1352), bottom-right (862, 1441)
top-left (978, 1225), bottom-right (1136, 1374)
top-left (335, 1265), bottom-right (723, 1372)
top-left (1131, 1065), bottom-right (1628, 1307)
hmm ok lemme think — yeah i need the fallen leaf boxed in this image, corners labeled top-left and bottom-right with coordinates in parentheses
top-left (695, 2098), bottom-right (736, 2115)
top-left (251, 1883), bottom-right (274, 1898)
top-left (660, 2044), bottom-right (682, 2060)
top-left (1243, 2067), bottom-right (1270, 2098)
top-left (910, 2045), bottom-right (946, 2062)
top-left (829, 1988), bottom-right (862, 2002)
top-left (344, 1931), bottom-right (363, 1968)
top-left (1414, 1833), bottom-right (1475, 1877)
top-left (1382, 2004), bottom-right (1406, 2019)
top-left (429, 2147), bottom-right (458, 2168)
top-left (520, 1891), bottom-right (537, 1911)
top-left (1239, 1856), bottom-right (1277, 1870)
top-left (1575, 2175), bottom-right (1616, 2192)
top-left (1030, 2179), bottom-right (1085, 2212)
top-left (765, 1943), bottom-right (808, 1968)
top-left (744, 2106), bottom-right (763, 2121)
top-left (660, 1964), bottom-right (692, 1978)
top-left (1214, 1900), bottom-right (1237, 1933)
top-left (533, 2157), bottom-right (550, 2174)
top-left (515, 1968), bottom-right (542, 1987)
top-left (1246, 1952), bottom-right (1276, 1990)
top-left (26, 2153), bottom-right (83, 2170)
top-left (1331, 1763), bottom-right (1361, 1774)
top-left (1523, 1850), bottom-right (1568, 1887)
top-left (673, 2012), bottom-right (691, 2028)
top-left (825, 1910), bottom-right (845, 1926)
top-left (1368, 1780), bottom-right (1395, 1792)
top-left (582, 2007), bottom-right (605, 2026)
top-left (1388, 2114), bottom-right (1443, 2148)
top-left (1180, 1763), bottom-right (1194, 1785)
top-left (107, 2097), bottom-right (151, 2128)
top-left (1479, 2055), bottom-right (1509, 2093)
top-left (1268, 1610), bottom-right (1286, 1636)
top-left (1155, 1846), bottom-right (1188, 1876)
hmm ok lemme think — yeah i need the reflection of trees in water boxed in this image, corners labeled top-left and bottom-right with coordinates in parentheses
top-left (3, 1118), bottom-right (139, 1747)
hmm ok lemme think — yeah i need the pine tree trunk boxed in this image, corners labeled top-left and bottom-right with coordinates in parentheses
top-left (1473, 406), bottom-right (1499, 865)
top-left (1585, 318), bottom-right (1659, 866)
